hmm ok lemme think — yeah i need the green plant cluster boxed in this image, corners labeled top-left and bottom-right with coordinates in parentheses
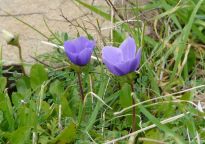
top-left (0, 0), bottom-right (205, 143)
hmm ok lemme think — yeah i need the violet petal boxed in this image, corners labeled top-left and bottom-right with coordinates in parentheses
top-left (102, 46), bottom-right (123, 65)
top-left (120, 37), bottom-right (136, 60)
top-left (76, 48), bottom-right (93, 66)
top-left (103, 58), bottom-right (123, 76)
top-left (64, 36), bottom-right (95, 66)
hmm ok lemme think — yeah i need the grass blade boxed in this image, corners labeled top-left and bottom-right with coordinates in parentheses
top-left (171, 0), bottom-right (204, 80)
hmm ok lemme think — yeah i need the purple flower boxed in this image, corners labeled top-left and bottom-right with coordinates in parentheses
top-left (64, 36), bottom-right (95, 66)
top-left (102, 37), bottom-right (141, 76)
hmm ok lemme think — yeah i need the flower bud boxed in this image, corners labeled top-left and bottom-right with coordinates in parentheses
top-left (2, 30), bottom-right (20, 47)
top-left (64, 36), bottom-right (95, 66)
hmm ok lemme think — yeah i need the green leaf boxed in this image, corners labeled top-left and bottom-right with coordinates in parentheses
top-left (146, 63), bottom-right (160, 96)
top-left (187, 48), bottom-right (196, 72)
top-left (0, 77), bottom-right (7, 92)
top-left (192, 24), bottom-right (205, 43)
top-left (30, 64), bottom-right (48, 90)
top-left (185, 116), bottom-right (197, 140)
top-left (11, 92), bottom-right (25, 107)
top-left (49, 80), bottom-right (64, 101)
top-left (119, 83), bottom-right (132, 108)
top-left (52, 122), bottom-right (76, 143)
top-left (138, 103), bottom-right (186, 143)
top-left (61, 96), bottom-right (72, 117)
top-left (75, 0), bottom-right (112, 21)
top-left (171, 0), bottom-right (204, 80)
top-left (86, 77), bottom-right (108, 131)
top-left (0, 111), bottom-right (3, 124)
top-left (16, 76), bottom-right (31, 95)
top-left (181, 92), bottom-right (192, 101)
top-left (39, 101), bottom-right (51, 121)
top-left (159, 0), bottom-right (182, 29)
top-left (16, 105), bottom-right (37, 127)
top-left (113, 30), bottom-right (124, 46)
top-left (0, 93), bottom-right (14, 131)
top-left (144, 129), bottom-right (164, 144)
top-left (4, 127), bottom-right (30, 144)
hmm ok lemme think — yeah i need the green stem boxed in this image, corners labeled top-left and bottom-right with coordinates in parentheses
top-left (77, 72), bottom-right (85, 127)
top-left (17, 44), bottom-right (26, 75)
top-left (77, 72), bottom-right (85, 102)
top-left (78, 103), bottom-right (85, 128)
top-left (130, 80), bottom-right (136, 132)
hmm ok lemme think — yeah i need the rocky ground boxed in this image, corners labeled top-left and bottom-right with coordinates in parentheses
top-left (0, 0), bottom-right (107, 65)
top-left (0, 0), bottom-right (150, 66)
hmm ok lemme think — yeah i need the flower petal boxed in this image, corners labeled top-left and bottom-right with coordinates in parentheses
top-left (115, 61), bottom-right (132, 76)
top-left (103, 58), bottom-right (124, 76)
top-left (114, 48), bottom-right (141, 75)
top-left (102, 46), bottom-right (123, 65)
top-left (65, 51), bottom-right (78, 65)
top-left (65, 48), bottom-right (93, 66)
top-left (85, 39), bottom-right (96, 50)
top-left (64, 41), bottom-right (77, 53)
top-left (72, 36), bottom-right (88, 52)
top-left (130, 48), bottom-right (141, 71)
top-left (64, 36), bottom-right (95, 66)
top-left (120, 37), bottom-right (136, 60)
top-left (64, 36), bottom-right (94, 53)
top-left (76, 48), bottom-right (93, 66)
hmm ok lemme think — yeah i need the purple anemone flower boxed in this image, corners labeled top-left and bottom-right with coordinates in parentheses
top-left (102, 37), bottom-right (141, 76)
top-left (64, 36), bottom-right (95, 66)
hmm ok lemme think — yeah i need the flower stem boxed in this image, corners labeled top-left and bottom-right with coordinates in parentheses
top-left (78, 103), bottom-right (85, 128)
top-left (130, 80), bottom-right (136, 132)
top-left (77, 72), bottom-right (85, 102)
top-left (76, 72), bottom-right (86, 128)
top-left (17, 44), bottom-right (26, 75)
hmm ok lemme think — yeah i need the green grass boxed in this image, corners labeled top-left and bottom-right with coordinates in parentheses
top-left (0, 0), bottom-right (205, 143)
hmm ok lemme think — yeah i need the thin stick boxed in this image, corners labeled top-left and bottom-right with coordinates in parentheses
top-left (110, 0), bottom-right (114, 43)
top-left (32, 132), bottom-right (37, 144)
top-left (58, 104), bottom-right (62, 130)
top-left (138, 137), bottom-right (165, 144)
top-left (30, 55), bottom-right (53, 68)
top-left (105, 0), bottom-right (125, 21)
